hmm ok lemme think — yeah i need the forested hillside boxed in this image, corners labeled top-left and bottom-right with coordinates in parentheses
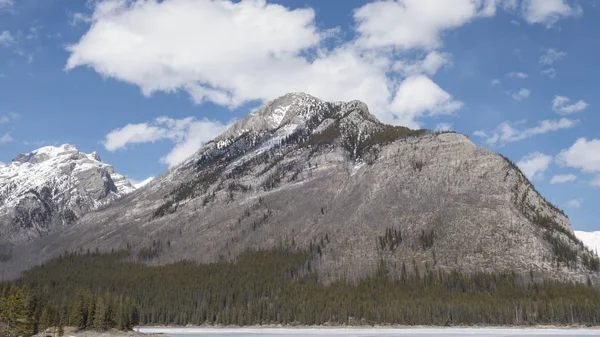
top-left (2, 247), bottom-right (600, 336)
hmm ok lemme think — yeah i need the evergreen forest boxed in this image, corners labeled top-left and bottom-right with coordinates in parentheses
top-left (2, 248), bottom-right (600, 337)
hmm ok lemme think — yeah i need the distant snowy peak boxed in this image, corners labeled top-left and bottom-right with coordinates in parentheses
top-left (11, 144), bottom-right (79, 164)
top-left (575, 231), bottom-right (600, 255)
top-left (0, 144), bottom-right (136, 243)
top-left (2, 144), bottom-right (136, 199)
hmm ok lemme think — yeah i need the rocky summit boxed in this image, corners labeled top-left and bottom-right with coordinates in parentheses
top-left (2, 93), bottom-right (599, 283)
top-left (0, 144), bottom-right (135, 249)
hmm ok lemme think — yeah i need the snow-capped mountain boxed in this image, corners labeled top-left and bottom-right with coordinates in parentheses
top-left (575, 231), bottom-right (600, 256)
top-left (3, 93), bottom-right (599, 284)
top-left (0, 144), bottom-right (135, 244)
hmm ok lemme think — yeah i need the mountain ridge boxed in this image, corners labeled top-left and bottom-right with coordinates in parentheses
top-left (0, 143), bottom-right (135, 246)
top-left (1, 93), bottom-right (599, 284)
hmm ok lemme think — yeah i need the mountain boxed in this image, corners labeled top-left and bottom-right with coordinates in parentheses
top-left (2, 93), bottom-right (599, 283)
top-left (0, 144), bottom-right (135, 247)
top-left (575, 231), bottom-right (600, 256)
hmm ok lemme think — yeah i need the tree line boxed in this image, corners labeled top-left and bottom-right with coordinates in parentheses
top-left (0, 282), bottom-right (139, 337)
top-left (2, 248), bottom-right (600, 337)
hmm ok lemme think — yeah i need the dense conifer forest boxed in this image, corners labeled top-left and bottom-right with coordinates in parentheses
top-left (2, 248), bottom-right (600, 336)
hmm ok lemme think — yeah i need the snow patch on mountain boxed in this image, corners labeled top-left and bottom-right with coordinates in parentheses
top-left (0, 144), bottom-right (136, 243)
top-left (132, 177), bottom-right (155, 189)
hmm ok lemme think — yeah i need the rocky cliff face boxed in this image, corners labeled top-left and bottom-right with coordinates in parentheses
top-left (0, 144), bottom-right (135, 246)
top-left (2, 93), bottom-right (599, 283)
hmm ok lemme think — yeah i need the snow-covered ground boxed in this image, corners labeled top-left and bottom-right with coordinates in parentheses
top-left (137, 327), bottom-right (600, 336)
top-left (575, 231), bottom-right (600, 256)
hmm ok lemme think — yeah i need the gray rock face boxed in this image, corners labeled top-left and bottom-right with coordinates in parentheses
top-left (0, 144), bottom-right (135, 246)
top-left (2, 93), bottom-right (598, 284)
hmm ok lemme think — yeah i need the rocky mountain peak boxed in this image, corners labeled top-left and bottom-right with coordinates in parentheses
top-left (3, 93), bottom-right (598, 286)
top-left (12, 144), bottom-right (80, 164)
top-left (0, 143), bottom-right (136, 244)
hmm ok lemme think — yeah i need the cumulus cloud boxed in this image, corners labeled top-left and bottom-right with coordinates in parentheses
top-left (388, 75), bottom-right (463, 128)
top-left (103, 116), bottom-right (230, 167)
top-left (0, 0), bottom-right (12, 9)
top-left (511, 88), bottom-right (530, 101)
top-left (564, 199), bottom-right (582, 209)
top-left (592, 176), bottom-right (600, 188)
top-left (506, 72), bottom-right (528, 79)
top-left (522, 0), bottom-right (582, 26)
top-left (539, 48), bottom-right (566, 65)
top-left (392, 51), bottom-right (451, 77)
top-left (557, 138), bottom-right (600, 173)
top-left (550, 174), bottom-right (577, 184)
top-left (0, 31), bottom-right (14, 47)
top-left (517, 152), bottom-right (552, 181)
top-left (552, 95), bottom-right (588, 115)
top-left (354, 0), bottom-right (511, 50)
top-left (65, 0), bottom-right (485, 129)
top-left (0, 132), bottom-right (13, 144)
top-left (474, 118), bottom-right (577, 146)
top-left (491, 79), bottom-right (500, 86)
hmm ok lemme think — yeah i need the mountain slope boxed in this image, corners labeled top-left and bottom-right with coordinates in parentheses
top-left (2, 93), bottom-right (599, 283)
top-left (0, 144), bottom-right (135, 246)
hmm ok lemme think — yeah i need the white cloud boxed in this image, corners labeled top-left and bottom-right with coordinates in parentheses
top-left (522, 0), bottom-right (582, 26)
top-left (475, 118), bottom-right (577, 146)
top-left (557, 138), bottom-right (600, 173)
top-left (66, 0), bottom-right (323, 106)
top-left (552, 95), bottom-right (588, 115)
top-left (517, 152), bottom-right (552, 181)
top-left (392, 51), bottom-right (451, 77)
top-left (388, 75), bottom-right (463, 128)
top-left (71, 12), bottom-right (93, 26)
top-left (550, 174), bottom-right (577, 184)
top-left (506, 72), bottom-right (528, 79)
top-left (0, 0), bottom-right (12, 8)
top-left (434, 123), bottom-right (453, 131)
top-left (592, 176), bottom-right (600, 188)
top-left (160, 119), bottom-right (230, 167)
top-left (539, 48), bottom-right (566, 65)
top-left (0, 133), bottom-right (13, 144)
top-left (103, 116), bottom-right (230, 167)
top-left (354, 0), bottom-right (510, 51)
top-left (511, 88), bottom-right (530, 101)
top-left (104, 123), bottom-right (172, 151)
top-left (541, 67), bottom-right (556, 78)
top-left (564, 199), bottom-right (582, 208)
top-left (491, 79), bottom-right (500, 85)
top-left (0, 31), bottom-right (14, 47)
top-left (64, 0), bottom-right (480, 129)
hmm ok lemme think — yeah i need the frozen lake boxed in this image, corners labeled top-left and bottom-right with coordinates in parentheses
top-left (137, 327), bottom-right (600, 337)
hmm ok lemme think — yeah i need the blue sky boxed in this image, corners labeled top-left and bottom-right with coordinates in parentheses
top-left (0, 0), bottom-right (599, 230)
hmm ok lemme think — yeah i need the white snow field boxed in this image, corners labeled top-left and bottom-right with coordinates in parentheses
top-left (137, 327), bottom-right (600, 337)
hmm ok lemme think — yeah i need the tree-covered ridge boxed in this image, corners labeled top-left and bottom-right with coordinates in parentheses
top-left (4, 248), bottom-right (600, 332)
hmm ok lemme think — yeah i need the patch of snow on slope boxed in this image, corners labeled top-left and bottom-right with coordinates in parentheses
top-left (270, 104), bottom-right (291, 127)
top-left (132, 177), bottom-right (155, 189)
top-left (575, 231), bottom-right (600, 256)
